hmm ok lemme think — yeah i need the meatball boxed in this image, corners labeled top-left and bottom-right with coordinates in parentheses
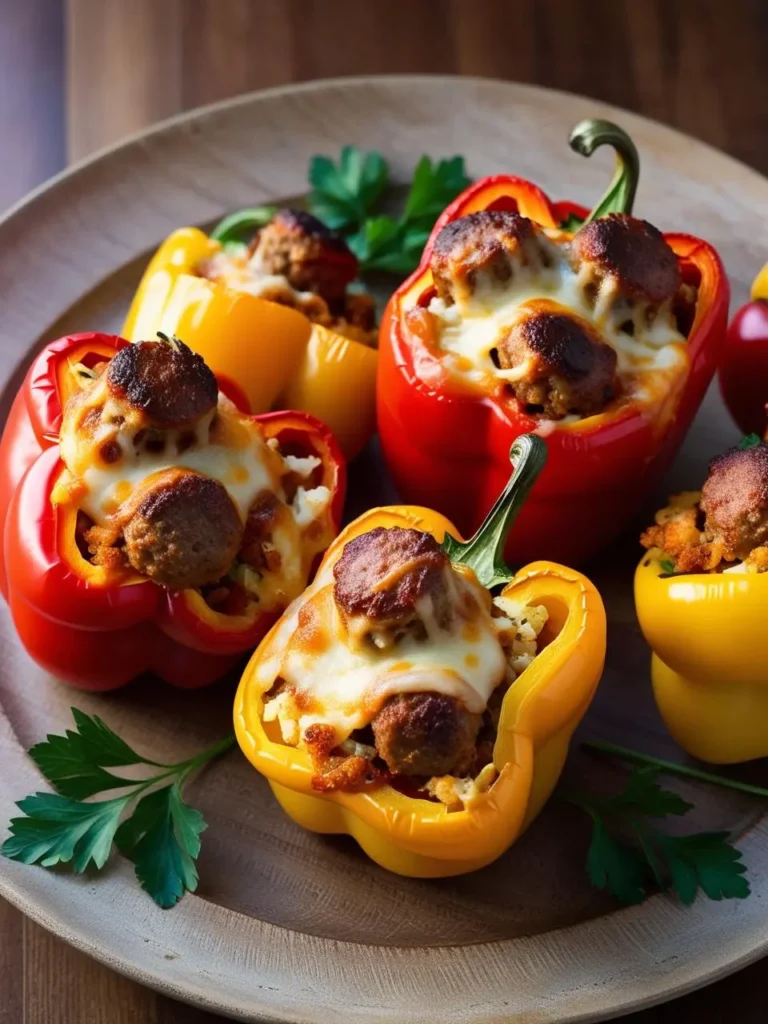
top-left (570, 213), bottom-right (680, 306)
top-left (700, 443), bottom-right (768, 560)
top-left (497, 302), bottom-right (618, 418)
top-left (431, 210), bottom-right (556, 306)
top-left (107, 337), bottom-right (218, 428)
top-left (371, 692), bottom-right (481, 777)
top-left (122, 468), bottom-right (243, 590)
top-left (333, 527), bottom-right (451, 641)
top-left (251, 208), bottom-right (358, 304)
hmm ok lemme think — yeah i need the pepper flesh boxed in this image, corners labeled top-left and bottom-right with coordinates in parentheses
top-left (378, 171), bottom-right (729, 567)
top-left (719, 264), bottom-right (768, 436)
top-left (123, 227), bottom-right (377, 459)
top-left (235, 502), bottom-right (606, 877)
top-left (635, 548), bottom-right (768, 764)
top-left (0, 333), bottom-right (346, 691)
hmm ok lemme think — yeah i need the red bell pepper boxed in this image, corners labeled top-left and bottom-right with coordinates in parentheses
top-left (719, 264), bottom-right (768, 436)
top-left (377, 120), bottom-right (729, 566)
top-left (0, 333), bottom-right (346, 691)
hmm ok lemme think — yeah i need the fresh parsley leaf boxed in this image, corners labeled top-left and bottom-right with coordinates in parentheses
top-left (307, 146), bottom-right (389, 231)
top-left (3, 708), bottom-right (234, 909)
top-left (659, 558), bottom-right (677, 575)
top-left (347, 215), bottom-right (431, 275)
top-left (403, 156), bottom-right (471, 226)
top-left (29, 708), bottom-right (151, 799)
top-left (3, 793), bottom-right (128, 872)
top-left (656, 832), bottom-right (750, 905)
top-left (308, 147), bottom-right (469, 275)
top-left (115, 784), bottom-right (206, 908)
top-left (602, 765), bottom-right (693, 818)
top-left (563, 765), bottom-right (751, 907)
top-left (586, 814), bottom-right (648, 905)
top-left (739, 433), bottom-right (762, 449)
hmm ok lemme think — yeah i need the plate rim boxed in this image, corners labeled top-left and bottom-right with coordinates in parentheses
top-left (1, 73), bottom-right (768, 1023)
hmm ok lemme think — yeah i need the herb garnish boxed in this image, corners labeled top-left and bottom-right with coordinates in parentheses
top-left (2, 709), bottom-right (234, 908)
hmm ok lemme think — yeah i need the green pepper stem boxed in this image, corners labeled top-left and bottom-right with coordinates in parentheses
top-left (441, 433), bottom-right (547, 589)
top-left (568, 119), bottom-right (640, 223)
top-left (210, 206), bottom-right (278, 245)
top-left (583, 740), bottom-right (768, 800)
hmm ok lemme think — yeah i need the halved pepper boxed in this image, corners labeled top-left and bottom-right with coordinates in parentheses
top-left (636, 548), bottom-right (768, 764)
top-left (0, 333), bottom-right (346, 691)
top-left (123, 222), bottom-right (378, 460)
top-left (377, 120), bottom-right (729, 566)
top-left (235, 436), bottom-right (606, 877)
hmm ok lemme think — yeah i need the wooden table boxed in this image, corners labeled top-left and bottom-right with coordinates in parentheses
top-left (1, 1), bottom-right (767, 1020)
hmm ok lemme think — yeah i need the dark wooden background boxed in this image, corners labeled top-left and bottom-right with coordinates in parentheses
top-left (1, 0), bottom-right (767, 1020)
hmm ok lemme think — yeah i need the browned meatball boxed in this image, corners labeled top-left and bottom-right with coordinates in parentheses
top-left (497, 301), bottom-right (618, 418)
top-left (371, 692), bottom-right (481, 776)
top-left (700, 443), bottom-right (768, 560)
top-left (570, 213), bottom-right (680, 305)
top-left (431, 210), bottom-right (555, 306)
top-left (333, 527), bottom-right (451, 640)
top-left (107, 337), bottom-right (218, 428)
top-left (251, 208), bottom-right (359, 304)
top-left (122, 468), bottom-right (243, 590)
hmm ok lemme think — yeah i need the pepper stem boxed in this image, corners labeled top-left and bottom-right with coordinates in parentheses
top-left (210, 205), bottom-right (278, 246)
top-left (441, 434), bottom-right (547, 589)
top-left (568, 119), bottom-right (640, 224)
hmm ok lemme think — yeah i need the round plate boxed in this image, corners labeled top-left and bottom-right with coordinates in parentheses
top-left (2, 76), bottom-right (768, 1024)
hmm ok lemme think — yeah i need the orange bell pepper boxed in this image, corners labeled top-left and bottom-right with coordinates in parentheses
top-left (235, 436), bottom-right (606, 876)
top-left (123, 227), bottom-right (377, 459)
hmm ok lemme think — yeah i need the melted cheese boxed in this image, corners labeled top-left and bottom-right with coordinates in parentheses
top-left (256, 564), bottom-right (508, 746)
top-left (427, 258), bottom-right (686, 405)
top-left (57, 375), bottom-right (332, 608)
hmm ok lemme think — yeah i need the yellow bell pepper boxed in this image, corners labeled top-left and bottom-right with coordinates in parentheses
top-left (751, 262), bottom-right (768, 300)
top-left (123, 227), bottom-right (377, 459)
top-left (234, 436), bottom-right (606, 877)
top-left (636, 543), bottom-right (768, 764)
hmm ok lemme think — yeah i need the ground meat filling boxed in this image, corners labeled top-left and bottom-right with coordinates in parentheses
top-left (106, 337), bottom-right (218, 428)
top-left (260, 524), bottom-right (549, 809)
top-left (641, 442), bottom-right (768, 573)
top-left (497, 302), bottom-right (618, 417)
top-left (200, 207), bottom-right (378, 345)
top-left (371, 693), bottom-right (482, 777)
top-left (332, 526), bottom-right (452, 645)
top-left (121, 468), bottom-right (243, 590)
top-left (431, 210), bottom-right (556, 306)
top-left (570, 213), bottom-right (680, 306)
top-left (250, 208), bottom-right (358, 305)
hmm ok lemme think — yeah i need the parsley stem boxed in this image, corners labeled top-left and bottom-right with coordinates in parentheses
top-left (583, 740), bottom-right (768, 799)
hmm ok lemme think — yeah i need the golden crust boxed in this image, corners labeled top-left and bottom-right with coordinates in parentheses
top-left (497, 302), bottom-right (618, 418)
top-left (106, 338), bottom-right (217, 428)
top-left (700, 443), bottom-right (768, 560)
top-left (570, 214), bottom-right (680, 305)
top-left (430, 211), bottom-right (553, 305)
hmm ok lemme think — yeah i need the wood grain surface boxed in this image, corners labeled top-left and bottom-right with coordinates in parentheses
top-left (2, 1), bottom-right (768, 1021)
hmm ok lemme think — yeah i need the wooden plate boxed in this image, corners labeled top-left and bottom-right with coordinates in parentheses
top-left (2, 76), bottom-right (768, 1024)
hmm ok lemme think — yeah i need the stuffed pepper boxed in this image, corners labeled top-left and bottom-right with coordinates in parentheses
top-left (236, 435), bottom-right (606, 877)
top-left (719, 262), bottom-right (768, 436)
top-left (378, 119), bottom-right (729, 566)
top-left (124, 208), bottom-right (378, 459)
top-left (0, 332), bottom-right (345, 691)
top-left (636, 438), bottom-right (768, 763)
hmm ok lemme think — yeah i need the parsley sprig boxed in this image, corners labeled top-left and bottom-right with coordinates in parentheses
top-left (307, 146), bottom-right (470, 275)
top-left (2, 709), bottom-right (234, 908)
top-left (562, 741), bottom-right (753, 906)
